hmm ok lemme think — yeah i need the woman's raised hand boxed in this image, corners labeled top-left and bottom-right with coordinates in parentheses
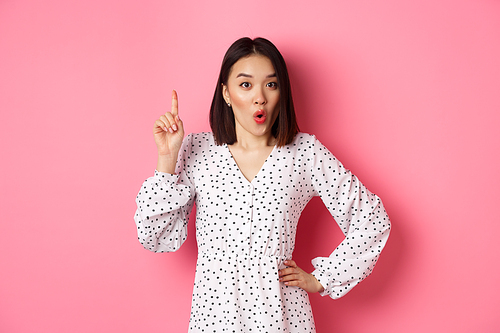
top-left (153, 90), bottom-right (184, 174)
top-left (153, 90), bottom-right (184, 157)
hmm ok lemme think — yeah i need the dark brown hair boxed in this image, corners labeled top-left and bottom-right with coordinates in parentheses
top-left (209, 37), bottom-right (299, 147)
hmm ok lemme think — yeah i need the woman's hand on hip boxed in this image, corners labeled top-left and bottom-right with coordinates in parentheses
top-left (279, 260), bottom-right (324, 294)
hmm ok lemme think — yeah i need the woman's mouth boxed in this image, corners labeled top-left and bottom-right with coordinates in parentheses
top-left (253, 110), bottom-right (267, 124)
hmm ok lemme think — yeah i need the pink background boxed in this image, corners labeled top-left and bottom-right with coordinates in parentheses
top-left (1, 0), bottom-right (499, 332)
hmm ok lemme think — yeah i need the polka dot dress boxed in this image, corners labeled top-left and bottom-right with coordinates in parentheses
top-left (135, 132), bottom-right (390, 332)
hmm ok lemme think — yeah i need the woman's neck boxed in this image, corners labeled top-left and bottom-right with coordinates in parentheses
top-left (231, 122), bottom-right (276, 150)
top-left (232, 131), bottom-right (276, 151)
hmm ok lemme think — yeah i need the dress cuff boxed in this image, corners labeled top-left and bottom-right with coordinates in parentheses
top-left (154, 170), bottom-right (179, 183)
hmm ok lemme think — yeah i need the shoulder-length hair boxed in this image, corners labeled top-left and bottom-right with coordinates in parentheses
top-left (209, 37), bottom-right (299, 147)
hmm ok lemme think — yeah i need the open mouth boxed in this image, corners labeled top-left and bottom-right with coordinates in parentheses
top-left (253, 110), bottom-right (267, 124)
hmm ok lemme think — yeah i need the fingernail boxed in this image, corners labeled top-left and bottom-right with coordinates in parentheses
top-left (163, 127), bottom-right (168, 132)
top-left (172, 124), bottom-right (178, 131)
top-left (168, 128), bottom-right (173, 133)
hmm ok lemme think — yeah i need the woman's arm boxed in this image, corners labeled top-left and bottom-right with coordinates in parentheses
top-left (134, 162), bottom-right (195, 253)
top-left (134, 91), bottom-right (195, 253)
top-left (309, 136), bottom-right (391, 299)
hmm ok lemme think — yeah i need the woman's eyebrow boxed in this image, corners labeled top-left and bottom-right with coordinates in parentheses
top-left (236, 73), bottom-right (252, 78)
top-left (235, 73), bottom-right (277, 78)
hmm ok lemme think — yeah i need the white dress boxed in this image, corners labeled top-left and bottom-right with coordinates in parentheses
top-left (134, 132), bottom-right (390, 332)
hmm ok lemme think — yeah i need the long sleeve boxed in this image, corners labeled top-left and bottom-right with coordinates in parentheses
top-left (308, 136), bottom-right (391, 299)
top-left (134, 135), bottom-right (196, 253)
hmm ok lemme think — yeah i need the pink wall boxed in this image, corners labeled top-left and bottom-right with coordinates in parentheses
top-left (1, 0), bottom-right (499, 332)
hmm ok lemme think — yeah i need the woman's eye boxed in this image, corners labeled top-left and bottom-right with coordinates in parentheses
top-left (240, 82), bottom-right (251, 88)
top-left (267, 82), bottom-right (278, 89)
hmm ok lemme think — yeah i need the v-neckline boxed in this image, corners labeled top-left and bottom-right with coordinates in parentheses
top-left (225, 143), bottom-right (277, 184)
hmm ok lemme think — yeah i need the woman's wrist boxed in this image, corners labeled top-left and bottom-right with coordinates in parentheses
top-left (311, 274), bottom-right (324, 293)
top-left (156, 154), bottom-right (178, 174)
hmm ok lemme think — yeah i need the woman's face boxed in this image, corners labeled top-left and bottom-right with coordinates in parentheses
top-left (222, 55), bottom-right (280, 142)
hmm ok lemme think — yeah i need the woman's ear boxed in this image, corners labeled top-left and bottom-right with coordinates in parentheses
top-left (222, 84), bottom-right (230, 105)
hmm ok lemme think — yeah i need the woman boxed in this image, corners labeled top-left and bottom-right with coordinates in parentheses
top-left (134, 37), bottom-right (390, 332)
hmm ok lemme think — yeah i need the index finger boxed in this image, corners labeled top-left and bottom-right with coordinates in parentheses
top-left (171, 90), bottom-right (178, 116)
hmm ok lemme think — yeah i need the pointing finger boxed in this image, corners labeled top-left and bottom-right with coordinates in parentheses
top-left (171, 90), bottom-right (178, 116)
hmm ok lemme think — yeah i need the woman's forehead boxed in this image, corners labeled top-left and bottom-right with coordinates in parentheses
top-left (229, 55), bottom-right (275, 78)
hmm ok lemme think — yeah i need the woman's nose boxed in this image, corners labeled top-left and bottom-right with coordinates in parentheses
top-left (254, 89), bottom-right (267, 105)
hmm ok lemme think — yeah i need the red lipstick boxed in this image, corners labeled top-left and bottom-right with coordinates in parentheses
top-left (253, 110), bottom-right (267, 124)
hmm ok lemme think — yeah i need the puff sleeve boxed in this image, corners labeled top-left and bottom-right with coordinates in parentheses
top-left (308, 136), bottom-right (391, 299)
top-left (134, 134), bottom-right (196, 253)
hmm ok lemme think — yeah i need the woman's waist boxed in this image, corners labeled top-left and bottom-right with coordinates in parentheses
top-left (197, 249), bottom-right (292, 269)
